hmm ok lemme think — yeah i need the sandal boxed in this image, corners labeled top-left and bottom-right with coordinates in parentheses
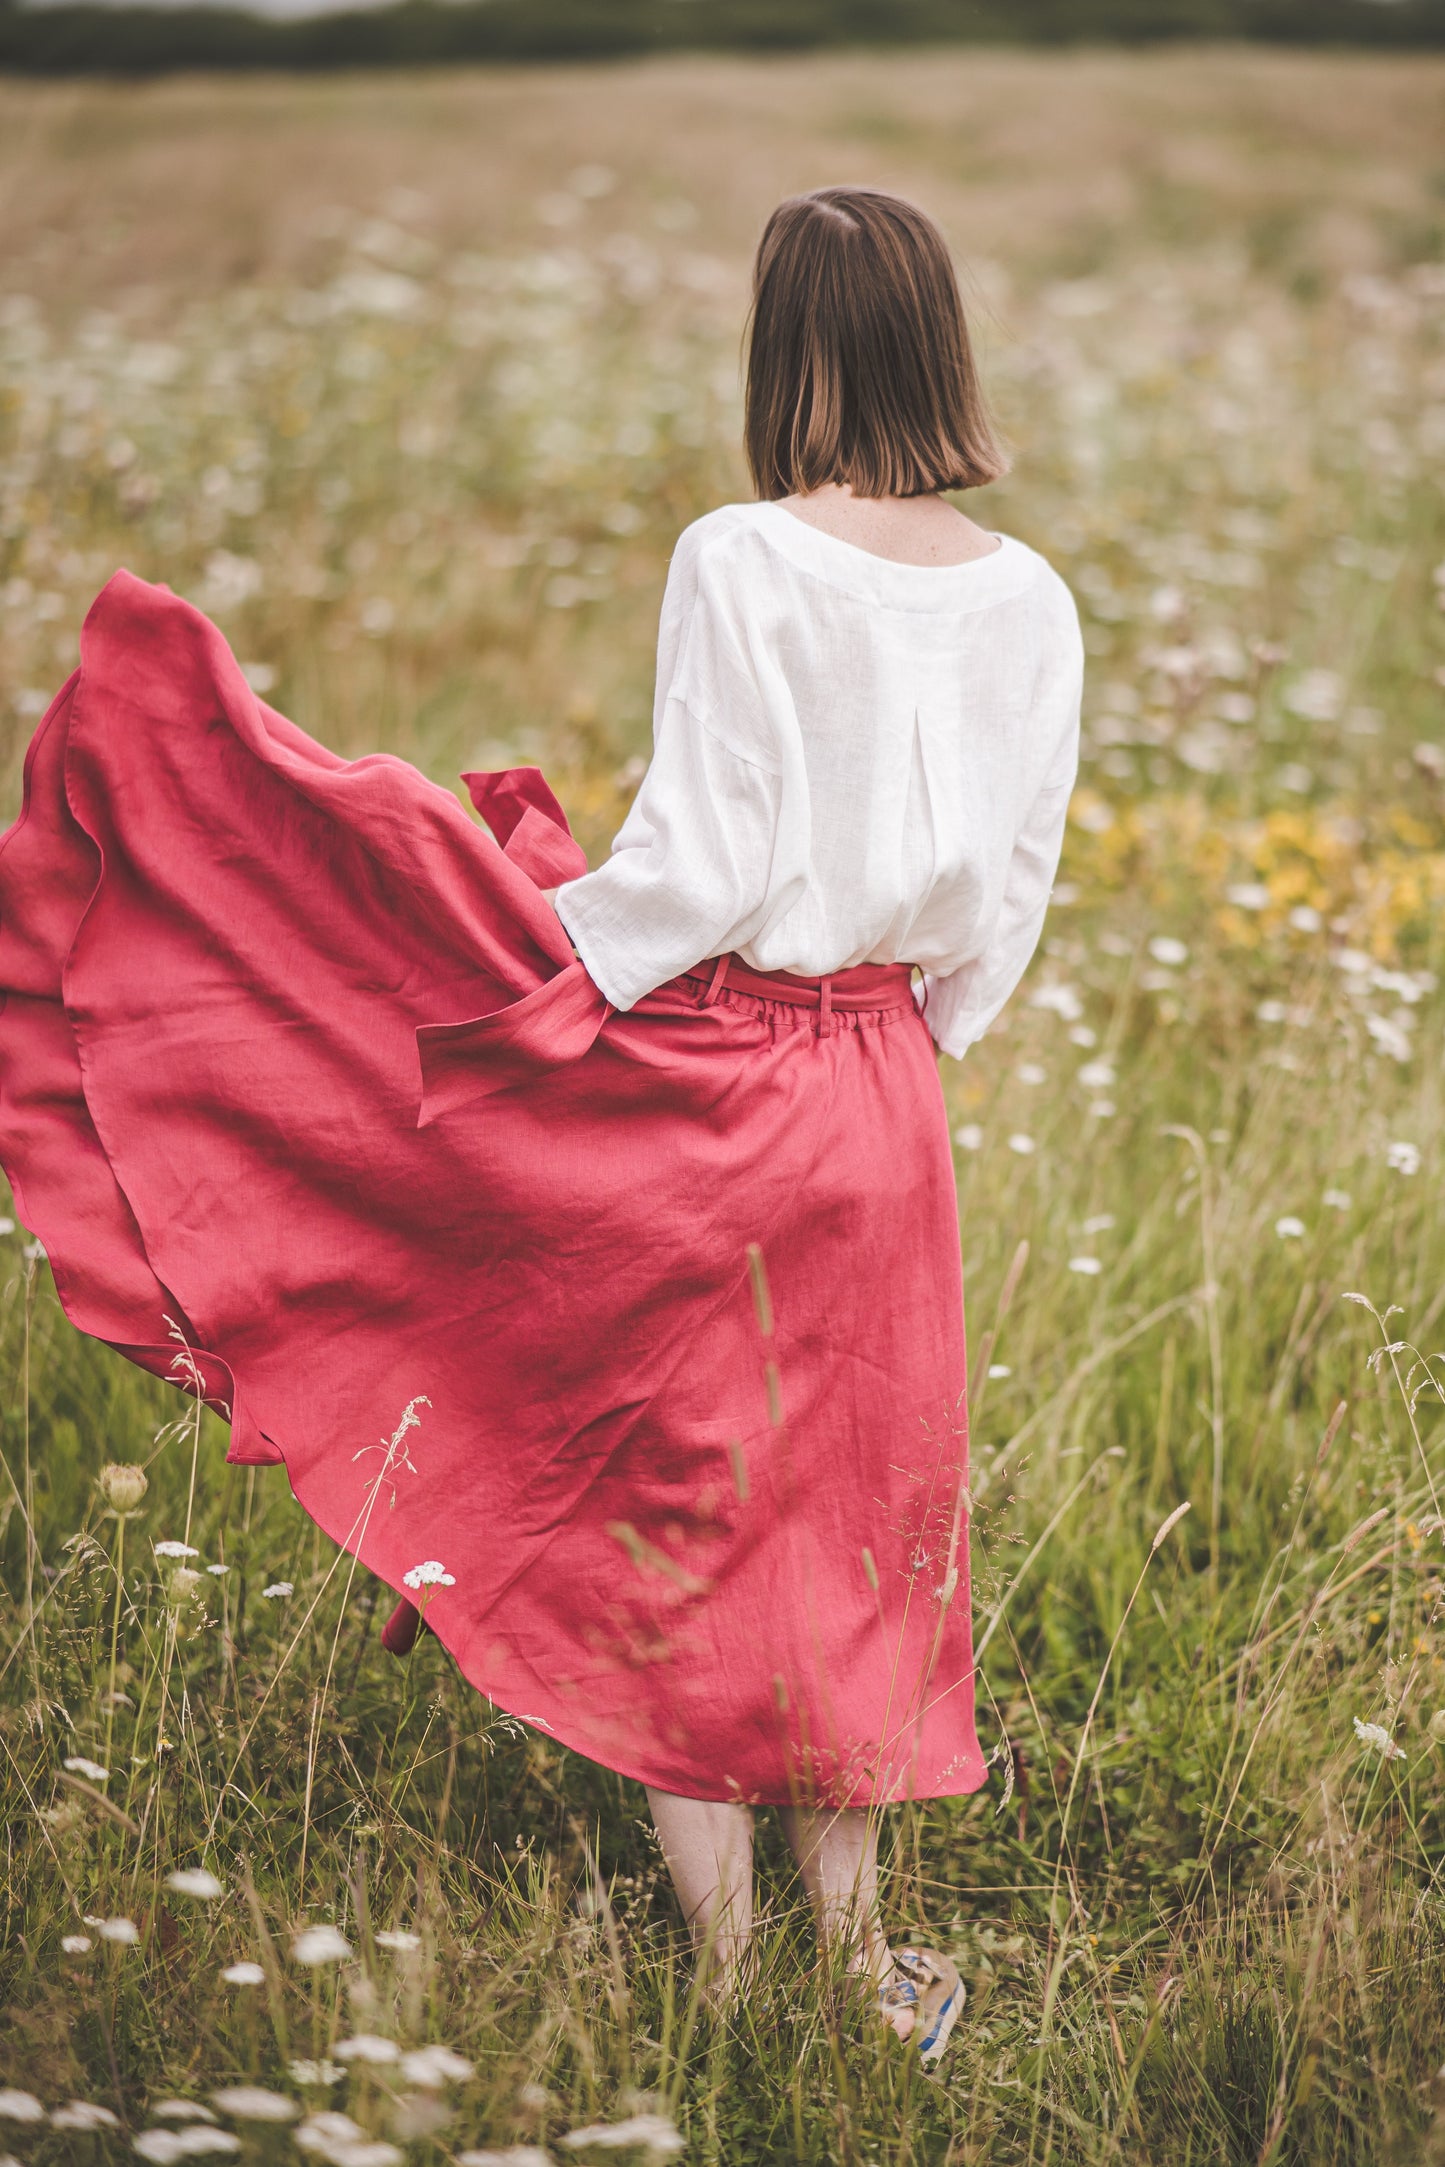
top-left (878, 1947), bottom-right (965, 2065)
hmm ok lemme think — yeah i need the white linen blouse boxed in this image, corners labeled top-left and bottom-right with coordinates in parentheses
top-left (554, 499), bottom-right (1084, 1061)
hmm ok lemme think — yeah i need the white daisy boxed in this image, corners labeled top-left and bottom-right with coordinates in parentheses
top-left (166, 1869), bottom-right (224, 1900)
top-left (291, 1925), bottom-right (352, 1965)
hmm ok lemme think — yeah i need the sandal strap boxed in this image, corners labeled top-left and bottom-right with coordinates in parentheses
top-left (895, 1946), bottom-right (951, 1986)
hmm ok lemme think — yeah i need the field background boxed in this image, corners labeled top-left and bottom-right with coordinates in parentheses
top-left (2, 49), bottom-right (1445, 2165)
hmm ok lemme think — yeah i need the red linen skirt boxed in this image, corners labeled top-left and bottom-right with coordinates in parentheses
top-left (0, 571), bottom-right (986, 1807)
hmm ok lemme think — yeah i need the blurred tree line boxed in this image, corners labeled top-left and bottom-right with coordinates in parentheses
top-left (2, 0), bottom-right (1443, 74)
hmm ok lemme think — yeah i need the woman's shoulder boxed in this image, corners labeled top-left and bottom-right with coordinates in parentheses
top-left (668, 501), bottom-right (771, 573)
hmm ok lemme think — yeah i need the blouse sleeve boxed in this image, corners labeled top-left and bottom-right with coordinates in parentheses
top-left (553, 529), bottom-right (790, 1013)
top-left (918, 575), bottom-right (1084, 1061)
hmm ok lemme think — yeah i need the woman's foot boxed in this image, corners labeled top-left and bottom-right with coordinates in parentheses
top-left (875, 1947), bottom-right (965, 2063)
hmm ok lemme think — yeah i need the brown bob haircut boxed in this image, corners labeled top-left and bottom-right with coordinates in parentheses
top-left (744, 186), bottom-right (1008, 502)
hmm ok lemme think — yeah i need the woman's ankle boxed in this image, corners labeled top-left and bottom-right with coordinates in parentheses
top-left (694, 1930), bottom-right (751, 2011)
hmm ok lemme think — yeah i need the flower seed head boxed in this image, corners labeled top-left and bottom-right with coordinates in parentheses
top-left (98, 1462), bottom-right (148, 1514)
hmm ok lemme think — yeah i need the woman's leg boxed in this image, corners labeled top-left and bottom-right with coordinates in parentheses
top-left (645, 1786), bottom-right (756, 2002)
top-left (780, 1803), bottom-right (915, 2035)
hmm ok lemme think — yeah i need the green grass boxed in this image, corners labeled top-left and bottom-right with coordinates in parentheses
top-left (2, 54), bottom-right (1445, 2166)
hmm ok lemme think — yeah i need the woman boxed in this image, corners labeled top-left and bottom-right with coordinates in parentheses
top-left (0, 186), bottom-right (1081, 2060)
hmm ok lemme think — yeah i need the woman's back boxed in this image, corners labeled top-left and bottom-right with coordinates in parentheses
top-left (555, 498), bottom-right (1083, 1059)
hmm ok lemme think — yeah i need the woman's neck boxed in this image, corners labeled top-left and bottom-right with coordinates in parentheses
top-left (773, 483), bottom-right (1000, 568)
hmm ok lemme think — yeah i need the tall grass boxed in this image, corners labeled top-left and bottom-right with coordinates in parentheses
top-left (2, 51), bottom-right (1444, 2165)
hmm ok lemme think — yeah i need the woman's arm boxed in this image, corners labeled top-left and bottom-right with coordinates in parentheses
top-left (552, 704), bottom-right (786, 1011)
top-left (549, 524), bottom-right (793, 1011)
top-left (918, 574), bottom-right (1084, 1061)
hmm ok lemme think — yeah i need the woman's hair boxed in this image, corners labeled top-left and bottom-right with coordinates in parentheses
top-left (743, 186), bottom-right (1008, 501)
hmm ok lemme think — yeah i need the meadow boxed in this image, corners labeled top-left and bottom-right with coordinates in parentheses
top-left (2, 47), bottom-right (1445, 2165)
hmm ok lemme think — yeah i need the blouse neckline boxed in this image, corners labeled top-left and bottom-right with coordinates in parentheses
top-left (741, 500), bottom-right (1030, 610)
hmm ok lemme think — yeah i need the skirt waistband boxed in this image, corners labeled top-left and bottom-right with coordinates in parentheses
top-left (676, 951), bottom-right (918, 1017)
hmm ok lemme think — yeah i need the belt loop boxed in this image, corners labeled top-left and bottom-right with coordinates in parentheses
top-left (817, 974), bottom-right (833, 1038)
top-left (701, 952), bottom-right (731, 1007)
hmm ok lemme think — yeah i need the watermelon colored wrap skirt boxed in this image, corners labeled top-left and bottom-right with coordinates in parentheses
top-left (0, 570), bottom-right (987, 1809)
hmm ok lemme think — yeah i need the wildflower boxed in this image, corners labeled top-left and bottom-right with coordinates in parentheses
top-left (136, 2133), bottom-right (239, 2163)
top-left (373, 1929), bottom-right (421, 1953)
top-left (95, 1916), bottom-right (140, 1944)
top-left (951, 1124), bottom-right (983, 1151)
top-left (1289, 905), bottom-right (1323, 933)
top-left (0, 2091), bottom-right (45, 2122)
top-left (135, 2135), bottom-right (188, 2164)
top-left (1017, 1062), bottom-right (1047, 1086)
top-left (296, 2114), bottom-right (403, 2167)
top-left (98, 1463), bottom-right (148, 1514)
top-left (262, 1582), bottom-right (294, 1599)
top-left (1366, 1014), bottom-right (1412, 1062)
top-left (1323, 1189), bottom-right (1351, 1211)
top-left (1353, 1716), bottom-right (1405, 1761)
top-left (1068, 1256), bottom-right (1103, 1275)
top-left (987, 1364), bottom-right (1011, 1379)
top-left (390, 2095), bottom-right (451, 2142)
top-left (63, 1757), bottom-right (110, 1783)
top-left (53, 2103), bottom-right (122, 2131)
top-left (211, 2087), bottom-right (298, 2122)
top-left (197, 549), bottom-right (262, 614)
top-left (1028, 981), bottom-right (1083, 1021)
top-left (1225, 882), bottom-right (1269, 911)
top-left (153, 1541), bottom-right (199, 1560)
top-left (206, 1564), bottom-right (231, 1577)
top-left (560, 2115), bottom-right (684, 2155)
top-left (334, 2036), bottom-right (398, 2066)
top-left (220, 1961), bottom-right (265, 1986)
top-left (169, 1567), bottom-right (204, 1600)
top-left (1068, 1023), bottom-right (1097, 1047)
top-left (1386, 1140), bottom-right (1421, 1176)
top-left (1283, 668), bottom-right (1343, 723)
top-left (1274, 1217), bottom-right (1306, 1240)
top-left (1077, 1060), bottom-right (1116, 1091)
top-left (1006, 1134), bottom-right (1036, 1156)
top-left (1083, 1213), bottom-right (1115, 1234)
top-left (151, 2103), bottom-right (219, 2123)
top-left (398, 2047), bottom-right (473, 2088)
top-left (458, 2151), bottom-right (552, 2167)
top-left (291, 1924), bottom-right (352, 1964)
top-left (402, 1561), bottom-right (455, 1591)
top-left (295, 2111), bottom-right (366, 2156)
top-left (287, 2064), bottom-right (344, 2089)
top-left (1147, 936), bottom-right (1188, 967)
top-left (166, 1868), bottom-right (224, 1900)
